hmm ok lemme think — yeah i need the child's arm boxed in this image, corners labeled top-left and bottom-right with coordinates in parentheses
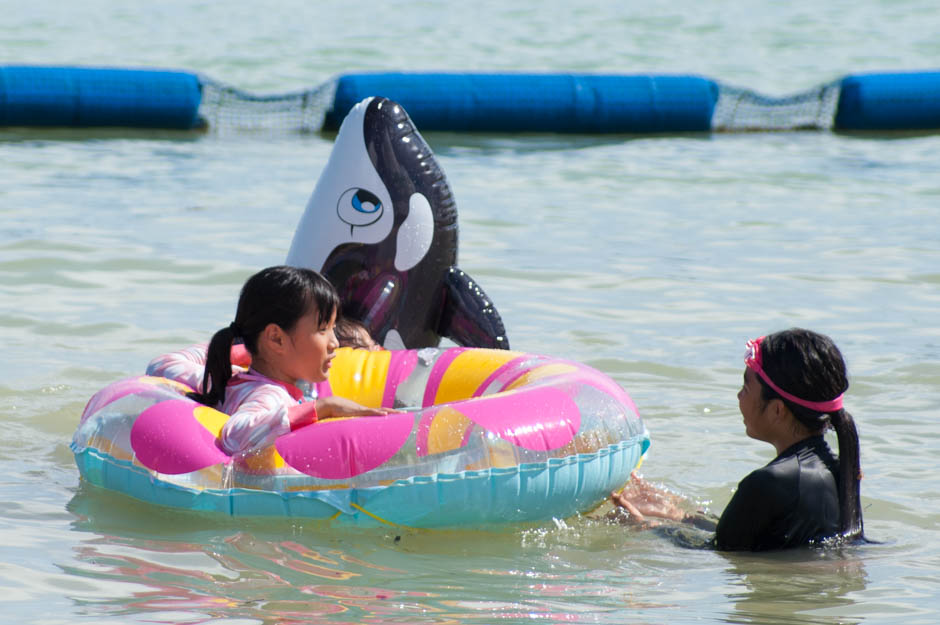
top-left (314, 396), bottom-right (403, 420)
top-left (282, 397), bottom-right (403, 437)
top-left (146, 344), bottom-right (209, 390)
top-left (147, 343), bottom-right (250, 391)
top-left (222, 392), bottom-right (404, 455)
top-left (287, 401), bottom-right (318, 430)
top-left (220, 388), bottom-right (291, 455)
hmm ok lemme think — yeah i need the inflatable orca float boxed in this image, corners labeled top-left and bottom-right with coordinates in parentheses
top-left (286, 97), bottom-right (509, 350)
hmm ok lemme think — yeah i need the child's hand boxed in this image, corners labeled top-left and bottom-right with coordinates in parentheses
top-left (608, 471), bottom-right (687, 524)
top-left (315, 396), bottom-right (406, 419)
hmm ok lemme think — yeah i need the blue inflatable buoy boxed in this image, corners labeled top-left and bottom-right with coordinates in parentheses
top-left (0, 66), bottom-right (202, 129)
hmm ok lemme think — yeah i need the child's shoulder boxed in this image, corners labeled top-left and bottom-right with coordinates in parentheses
top-left (226, 373), bottom-right (299, 409)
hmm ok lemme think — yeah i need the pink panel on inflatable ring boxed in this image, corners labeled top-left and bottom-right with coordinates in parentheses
top-left (276, 413), bottom-right (414, 479)
top-left (81, 377), bottom-right (147, 422)
top-left (130, 399), bottom-right (231, 474)
top-left (453, 387), bottom-right (580, 451)
top-left (421, 347), bottom-right (468, 407)
top-left (80, 376), bottom-right (191, 423)
top-left (569, 362), bottom-right (640, 417)
top-left (471, 355), bottom-right (530, 398)
top-left (415, 408), bottom-right (435, 455)
top-left (383, 350), bottom-right (418, 407)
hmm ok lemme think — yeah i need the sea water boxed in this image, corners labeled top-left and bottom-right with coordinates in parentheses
top-left (2, 1), bottom-right (939, 623)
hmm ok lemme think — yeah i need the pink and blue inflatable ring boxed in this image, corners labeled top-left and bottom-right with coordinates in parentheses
top-left (71, 346), bottom-right (649, 528)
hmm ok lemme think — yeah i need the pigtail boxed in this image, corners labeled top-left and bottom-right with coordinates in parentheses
top-left (831, 408), bottom-right (864, 540)
top-left (189, 325), bottom-right (236, 407)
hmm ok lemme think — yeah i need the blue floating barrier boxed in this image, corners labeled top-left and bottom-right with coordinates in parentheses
top-left (323, 72), bottom-right (719, 133)
top-left (0, 66), bottom-right (202, 129)
top-left (4, 65), bottom-right (940, 134)
top-left (835, 71), bottom-right (940, 131)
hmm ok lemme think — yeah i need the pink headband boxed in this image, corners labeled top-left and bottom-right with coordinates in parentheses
top-left (745, 336), bottom-right (844, 413)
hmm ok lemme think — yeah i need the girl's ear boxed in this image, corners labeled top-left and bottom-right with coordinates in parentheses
top-left (767, 397), bottom-right (791, 425)
top-left (259, 323), bottom-right (288, 354)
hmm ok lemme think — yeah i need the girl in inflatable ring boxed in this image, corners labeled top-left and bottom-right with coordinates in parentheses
top-left (146, 265), bottom-right (398, 455)
top-left (611, 328), bottom-right (865, 551)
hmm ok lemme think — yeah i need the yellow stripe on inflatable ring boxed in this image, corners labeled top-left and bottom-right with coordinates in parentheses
top-left (425, 406), bottom-right (473, 455)
top-left (327, 347), bottom-right (392, 408)
top-left (138, 375), bottom-right (195, 394)
top-left (348, 502), bottom-right (419, 530)
top-left (85, 434), bottom-right (135, 461)
top-left (192, 405), bottom-right (229, 437)
top-left (503, 362), bottom-right (578, 391)
top-left (238, 446), bottom-right (287, 472)
top-left (433, 349), bottom-right (523, 405)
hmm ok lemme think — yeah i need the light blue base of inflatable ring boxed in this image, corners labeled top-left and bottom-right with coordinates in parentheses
top-left (72, 435), bottom-right (648, 528)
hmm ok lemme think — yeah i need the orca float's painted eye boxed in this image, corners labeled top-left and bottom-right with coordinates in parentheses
top-left (351, 189), bottom-right (381, 214)
top-left (337, 187), bottom-right (385, 229)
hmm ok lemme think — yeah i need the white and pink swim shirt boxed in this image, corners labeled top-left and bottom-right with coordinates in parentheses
top-left (146, 344), bottom-right (312, 455)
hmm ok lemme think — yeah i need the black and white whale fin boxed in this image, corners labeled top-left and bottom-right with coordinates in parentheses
top-left (438, 267), bottom-right (510, 350)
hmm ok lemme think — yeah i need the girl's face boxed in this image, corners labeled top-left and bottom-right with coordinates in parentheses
top-left (737, 368), bottom-right (775, 443)
top-left (283, 307), bottom-right (338, 383)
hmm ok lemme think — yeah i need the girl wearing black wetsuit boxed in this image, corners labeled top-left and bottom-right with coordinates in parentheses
top-left (611, 328), bottom-right (864, 551)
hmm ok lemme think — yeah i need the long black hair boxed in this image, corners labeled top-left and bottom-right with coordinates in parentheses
top-left (758, 328), bottom-right (864, 541)
top-left (190, 265), bottom-right (340, 407)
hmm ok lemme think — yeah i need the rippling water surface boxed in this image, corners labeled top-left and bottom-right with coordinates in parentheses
top-left (2, 2), bottom-right (940, 623)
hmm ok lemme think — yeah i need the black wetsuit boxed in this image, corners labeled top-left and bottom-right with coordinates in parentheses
top-left (712, 435), bottom-right (840, 551)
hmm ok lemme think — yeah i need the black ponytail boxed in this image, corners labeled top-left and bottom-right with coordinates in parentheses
top-left (190, 324), bottom-right (238, 406)
top-left (830, 408), bottom-right (864, 539)
top-left (189, 265), bottom-right (340, 408)
top-left (758, 328), bottom-right (864, 541)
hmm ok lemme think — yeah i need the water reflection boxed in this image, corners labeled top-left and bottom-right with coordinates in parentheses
top-left (65, 487), bottom-right (438, 623)
top-left (720, 549), bottom-right (868, 625)
top-left (65, 487), bottom-right (628, 624)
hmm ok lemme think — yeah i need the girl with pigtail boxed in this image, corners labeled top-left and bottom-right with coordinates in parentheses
top-left (611, 328), bottom-right (865, 551)
top-left (147, 265), bottom-right (397, 456)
